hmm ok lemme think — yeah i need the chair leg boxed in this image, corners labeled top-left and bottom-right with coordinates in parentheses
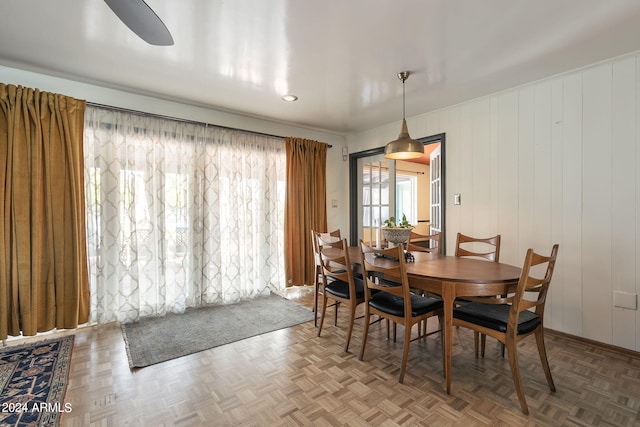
top-left (344, 303), bottom-right (357, 353)
top-left (535, 329), bottom-right (556, 392)
top-left (474, 332), bottom-right (480, 358)
top-left (416, 318), bottom-right (429, 338)
top-left (438, 314), bottom-right (445, 375)
top-left (359, 308), bottom-right (371, 361)
top-left (384, 319), bottom-right (398, 341)
top-left (317, 294), bottom-right (330, 337)
top-left (477, 333), bottom-right (501, 358)
top-left (334, 301), bottom-right (339, 326)
top-left (398, 322), bottom-right (412, 384)
top-left (505, 335), bottom-right (529, 415)
top-left (313, 272), bottom-right (319, 327)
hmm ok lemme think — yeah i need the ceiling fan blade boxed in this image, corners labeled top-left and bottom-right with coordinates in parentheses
top-left (104, 0), bottom-right (174, 46)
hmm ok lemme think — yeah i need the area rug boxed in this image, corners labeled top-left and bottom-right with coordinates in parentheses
top-left (0, 335), bottom-right (74, 427)
top-left (122, 293), bottom-right (314, 368)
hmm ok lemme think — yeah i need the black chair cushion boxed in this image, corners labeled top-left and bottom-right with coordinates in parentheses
top-left (453, 302), bottom-right (540, 335)
top-left (325, 276), bottom-right (365, 299)
top-left (369, 291), bottom-right (443, 317)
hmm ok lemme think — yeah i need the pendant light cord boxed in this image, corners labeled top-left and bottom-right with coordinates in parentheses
top-left (402, 78), bottom-right (406, 119)
top-left (398, 71), bottom-right (410, 120)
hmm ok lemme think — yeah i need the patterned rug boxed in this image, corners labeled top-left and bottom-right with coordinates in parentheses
top-left (0, 335), bottom-right (74, 427)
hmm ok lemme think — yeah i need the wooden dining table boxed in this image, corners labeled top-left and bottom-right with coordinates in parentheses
top-left (344, 245), bottom-right (522, 394)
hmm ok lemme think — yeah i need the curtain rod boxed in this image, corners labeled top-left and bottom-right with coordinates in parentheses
top-left (86, 102), bottom-right (332, 148)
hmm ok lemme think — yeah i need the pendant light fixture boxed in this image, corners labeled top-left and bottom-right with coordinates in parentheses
top-left (384, 71), bottom-right (425, 160)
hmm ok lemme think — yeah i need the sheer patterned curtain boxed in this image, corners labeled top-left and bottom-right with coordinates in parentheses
top-left (84, 106), bottom-right (286, 324)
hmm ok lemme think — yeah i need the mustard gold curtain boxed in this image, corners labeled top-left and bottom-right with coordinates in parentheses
top-left (0, 83), bottom-right (89, 339)
top-left (284, 137), bottom-right (328, 287)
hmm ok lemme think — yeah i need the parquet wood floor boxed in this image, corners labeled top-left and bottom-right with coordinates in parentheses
top-left (9, 286), bottom-right (640, 426)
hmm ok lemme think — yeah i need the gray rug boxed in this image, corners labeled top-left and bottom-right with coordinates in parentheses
top-left (121, 293), bottom-right (314, 368)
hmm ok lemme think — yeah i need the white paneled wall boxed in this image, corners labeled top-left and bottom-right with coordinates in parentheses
top-left (348, 52), bottom-right (640, 351)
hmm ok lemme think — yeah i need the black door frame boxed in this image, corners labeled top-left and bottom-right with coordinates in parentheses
top-left (348, 132), bottom-right (446, 251)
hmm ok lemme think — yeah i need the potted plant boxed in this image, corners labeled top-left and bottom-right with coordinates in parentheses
top-left (381, 214), bottom-right (413, 246)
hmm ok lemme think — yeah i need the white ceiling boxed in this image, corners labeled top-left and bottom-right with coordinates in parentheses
top-left (2, 1), bottom-right (640, 134)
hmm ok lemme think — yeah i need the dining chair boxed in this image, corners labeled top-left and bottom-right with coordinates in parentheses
top-left (454, 232), bottom-right (502, 356)
top-left (455, 232), bottom-right (501, 261)
top-left (316, 236), bottom-right (364, 352)
top-left (406, 230), bottom-right (443, 336)
top-left (311, 228), bottom-right (341, 327)
top-left (407, 230), bottom-right (441, 254)
top-left (452, 244), bottom-right (559, 415)
top-left (358, 240), bottom-right (444, 383)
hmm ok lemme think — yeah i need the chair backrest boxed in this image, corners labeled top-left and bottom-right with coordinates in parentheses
top-left (455, 232), bottom-right (501, 262)
top-left (407, 231), bottom-right (441, 254)
top-left (311, 229), bottom-right (341, 265)
top-left (317, 237), bottom-right (356, 289)
top-left (359, 240), bottom-right (412, 316)
top-left (508, 244), bottom-right (559, 328)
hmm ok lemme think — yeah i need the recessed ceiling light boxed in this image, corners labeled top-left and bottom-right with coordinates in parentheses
top-left (281, 94), bottom-right (298, 102)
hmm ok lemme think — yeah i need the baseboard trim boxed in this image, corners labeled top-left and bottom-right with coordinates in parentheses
top-left (546, 328), bottom-right (640, 359)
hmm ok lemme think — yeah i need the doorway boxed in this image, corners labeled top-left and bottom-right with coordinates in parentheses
top-left (349, 133), bottom-right (445, 251)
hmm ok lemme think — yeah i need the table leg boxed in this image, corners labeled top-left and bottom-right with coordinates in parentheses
top-left (442, 282), bottom-right (455, 394)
